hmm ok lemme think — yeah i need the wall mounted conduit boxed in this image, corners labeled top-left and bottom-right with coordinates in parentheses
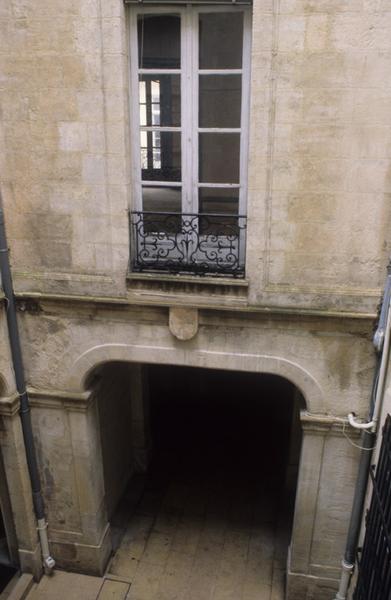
top-left (334, 258), bottom-right (391, 600)
top-left (0, 192), bottom-right (55, 575)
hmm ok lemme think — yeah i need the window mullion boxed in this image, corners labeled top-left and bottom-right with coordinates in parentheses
top-left (181, 7), bottom-right (193, 215)
top-left (191, 8), bottom-right (199, 215)
top-left (239, 9), bottom-right (251, 217)
top-left (129, 9), bottom-right (143, 211)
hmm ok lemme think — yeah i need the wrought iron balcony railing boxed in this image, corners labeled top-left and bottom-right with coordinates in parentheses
top-left (130, 211), bottom-right (247, 277)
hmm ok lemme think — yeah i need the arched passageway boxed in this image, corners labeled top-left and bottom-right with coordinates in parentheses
top-left (87, 362), bottom-right (305, 599)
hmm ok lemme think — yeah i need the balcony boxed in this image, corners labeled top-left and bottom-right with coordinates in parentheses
top-left (130, 211), bottom-right (247, 278)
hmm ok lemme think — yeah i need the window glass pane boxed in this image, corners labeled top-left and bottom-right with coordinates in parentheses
top-left (199, 133), bottom-right (240, 183)
top-left (199, 187), bottom-right (239, 214)
top-left (139, 75), bottom-right (181, 127)
top-left (138, 15), bottom-right (180, 69)
top-left (199, 13), bottom-right (243, 70)
top-left (199, 75), bottom-right (241, 128)
top-left (142, 186), bottom-right (182, 233)
top-left (140, 104), bottom-right (147, 127)
top-left (139, 80), bottom-right (146, 103)
top-left (141, 131), bottom-right (181, 181)
top-left (142, 186), bottom-right (182, 212)
top-left (151, 80), bottom-right (160, 102)
top-left (199, 188), bottom-right (240, 236)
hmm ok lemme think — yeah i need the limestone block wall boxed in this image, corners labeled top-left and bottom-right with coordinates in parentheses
top-left (0, 394), bottom-right (41, 577)
top-left (2, 301), bottom-right (370, 592)
top-left (16, 303), bottom-right (374, 418)
top-left (0, 0), bottom-right (390, 311)
top-left (246, 0), bottom-right (391, 312)
top-left (28, 389), bottom-right (111, 573)
top-left (0, 0), bottom-right (130, 297)
top-left (0, 311), bottom-right (17, 395)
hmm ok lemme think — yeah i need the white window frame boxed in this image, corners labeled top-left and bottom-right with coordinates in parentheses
top-left (128, 5), bottom-right (252, 219)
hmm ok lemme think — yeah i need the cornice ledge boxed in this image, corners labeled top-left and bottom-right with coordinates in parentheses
top-left (0, 392), bottom-right (20, 417)
top-left (300, 410), bottom-right (360, 438)
top-left (27, 387), bottom-right (91, 411)
top-left (7, 291), bottom-right (376, 320)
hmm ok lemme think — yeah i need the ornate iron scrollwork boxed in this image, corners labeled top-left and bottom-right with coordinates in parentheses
top-left (130, 211), bottom-right (247, 277)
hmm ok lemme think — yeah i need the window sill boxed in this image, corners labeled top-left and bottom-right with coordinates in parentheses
top-left (126, 271), bottom-right (249, 309)
top-left (127, 271), bottom-right (248, 287)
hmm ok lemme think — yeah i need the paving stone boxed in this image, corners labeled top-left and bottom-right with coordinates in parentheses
top-left (113, 514), bottom-right (154, 562)
top-left (171, 518), bottom-right (202, 556)
top-left (142, 531), bottom-right (172, 566)
top-left (157, 551), bottom-right (194, 600)
top-left (154, 510), bottom-right (181, 535)
top-left (108, 552), bottom-right (140, 580)
top-left (185, 571), bottom-right (216, 600)
top-left (27, 571), bottom-right (103, 600)
top-left (97, 579), bottom-right (130, 599)
top-left (111, 476), bottom-right (286, 600)
top-left (271, 566), bottom-right (285, 599)
top-left (125, 562), bottom-right (164, 600)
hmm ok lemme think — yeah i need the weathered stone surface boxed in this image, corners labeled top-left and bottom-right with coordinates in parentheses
top-left (27, 570), bottom-right (103, 600)
top-left (0, 0), bottom-right (388, 596)
top-left (169, 307), bottom-right (199, 341)
top-left (0, 0), bottom-right (389, 309)
top-left (286, 569), bottom-right (339, 600)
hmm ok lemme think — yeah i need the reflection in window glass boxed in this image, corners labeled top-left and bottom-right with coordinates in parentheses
top-left (141, 131), bottom-right (181, 181)
top-left (199, 13), bottom-right (243, 69)
top-left (139, 75), bottom-right (181, 127)
top-left (199, 187), bottom-right (239, 214)
top-left (199, 188), bottom-right (240, 236)
top-left (142, 186), bottom-right (182, 213)
top-left (152, 131), bottom-right (161, 168)
top-left (140, 131), bottom-right (148, 169)
top-left (199, 75), bottom-right (241, 128)
top-left (138, 15), bottom-right (181, 69)
top-left (151, 80), bottom-right (160, 102)
top-left (199, 133), bottom-right (240, 184)
top-left (142, 186), bottom-right (182, 233)
top-left (139, 81), bottom-right (146, 103)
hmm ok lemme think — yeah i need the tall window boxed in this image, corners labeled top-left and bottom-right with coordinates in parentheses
top-left (129, 5), bottom-right (251, 277)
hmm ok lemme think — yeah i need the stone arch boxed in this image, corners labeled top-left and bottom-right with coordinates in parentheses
top-left (69, 342), bottom-right (324, 413)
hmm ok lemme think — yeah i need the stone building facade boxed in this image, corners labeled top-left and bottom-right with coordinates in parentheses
top-left (0, 0), bottom-right (390, 598)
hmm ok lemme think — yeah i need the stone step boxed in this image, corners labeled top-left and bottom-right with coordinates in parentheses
top-left (2, 573), bottom-right (35, 600)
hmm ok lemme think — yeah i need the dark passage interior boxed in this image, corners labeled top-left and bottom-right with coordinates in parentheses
top-left (94, 363), bottom-right (304, 599)
top-left (148, 366), bottom-right (301, 517)
top-left (93, 363), bottom-right (304, 600)
top-left (0, 511), bottom-right (16, 593)
top-left (0, 462), bottom-right (18, 593)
